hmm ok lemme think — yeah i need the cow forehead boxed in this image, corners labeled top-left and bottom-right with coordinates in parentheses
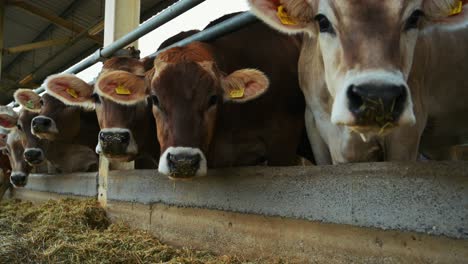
top-left (102, 57), bottom-right (145, 76)
top-left (96, 97), bottom-right (145, 128)
top-left (153, 62), bottom-right (217, 102)
top-left (326, 0), bottom-right (418, 24)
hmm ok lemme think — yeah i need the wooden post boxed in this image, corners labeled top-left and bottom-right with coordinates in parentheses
top-left (99, 0), bottom-right (140, 207)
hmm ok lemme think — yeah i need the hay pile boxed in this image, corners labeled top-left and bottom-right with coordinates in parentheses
top-left (0, 198), bottom-right (263, 264)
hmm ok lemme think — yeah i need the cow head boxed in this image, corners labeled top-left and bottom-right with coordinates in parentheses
top-left (249, 0), bottom-right (467, 135)
top-left (15, 89), bottom-right (81, 141)
top-left (0, 107), bottom-right (33, 187)
top-left (46, 57), bottom-right (148, 162)
top-left (142, 42), bottom-right (269, 179)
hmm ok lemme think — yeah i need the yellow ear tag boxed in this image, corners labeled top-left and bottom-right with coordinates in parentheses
top-left (25, 100), bottom-right (35, 109)
top-left (66, 88), bottom-right (78, 98)
top-left (229, 87), bottom-right (245, 99)
top-left (450, 1), bottom-right (463, 16)
top-left (115, 85), bottom-right (131, 95)
top-left (277, 5), bottom-right (298, 25)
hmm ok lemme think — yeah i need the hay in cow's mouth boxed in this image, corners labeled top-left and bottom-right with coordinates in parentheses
top-left (0, 198), bottom-right (270, 263)
top-left (353, 98), bottom-right (396, 135)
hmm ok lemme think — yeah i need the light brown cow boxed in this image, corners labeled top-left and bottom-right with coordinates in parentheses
top-left (44, 57), bottom-right (160, 168)
top-left (0, 107), bottom-right (33, 187)
top-left (249, 0), bottom-right (468, 163)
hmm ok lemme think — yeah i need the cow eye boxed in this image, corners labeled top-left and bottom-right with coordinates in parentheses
top-left (151, 95), bottom-right (160, 108)
top-left (39, 99), bottom-right (44, 106)
top-left (315, 14), bottom-right (335, 34)
top-left (17, 124), bottom-right (22, 131)
top-left (405, 10), bottom-right (423, 31)
top-left (208, 95), bottom-right (218, 108)
top-left (91, 93), bottom-right (100, 104)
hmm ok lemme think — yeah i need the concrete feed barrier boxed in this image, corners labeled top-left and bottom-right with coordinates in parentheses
top-left (10, 161), bottom-right (468, 262)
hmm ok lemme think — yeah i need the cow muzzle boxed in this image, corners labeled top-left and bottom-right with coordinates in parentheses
top-left (347, 84), bottom-right (407, 126)
top-left (159, 147), bottom-right (207, 179)
top-left (10, 171), bottom-right (28, 187)
top-left (98, 128), bottom-right (137, 161)
top-left (31, 116), bottom-right (58, 140)
top-left (331, 71), bottom-right (415, 134)
top-left (24, 148), bottom-right (45, 165)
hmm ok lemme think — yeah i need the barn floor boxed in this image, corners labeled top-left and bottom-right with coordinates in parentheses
top-left (0, 198), bottom-right (279, 264)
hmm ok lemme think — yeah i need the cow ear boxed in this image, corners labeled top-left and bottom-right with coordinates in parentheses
top-left (222, 69), bottom-right (270, 103)
top-left (45, 74), bottom-right (95, 109)
top-left (0, 106), bottom-right (18, 130)
top-left (96, 70), bottom-right (148, 105)
top-left (14, 89), bottom-right (41, 113)
top-left (422, 0), bottom-right (468, 32)
top-left (248, 0), bottom-right (315, 35)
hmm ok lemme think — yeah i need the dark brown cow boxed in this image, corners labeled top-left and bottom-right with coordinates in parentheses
top-left (44, 57), bottom-right (159, 168)
top-left (138, 18), bottom-right (305, 179)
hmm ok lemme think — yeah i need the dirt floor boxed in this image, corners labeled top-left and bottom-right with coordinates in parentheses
top-left (0, 198), bottom-right (284, 264)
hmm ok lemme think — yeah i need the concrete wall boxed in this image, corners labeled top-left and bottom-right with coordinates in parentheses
top-left (18, 161), bottom-right (468, 240)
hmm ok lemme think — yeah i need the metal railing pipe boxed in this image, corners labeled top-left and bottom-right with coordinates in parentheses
top-left (8, 0), bottom-right (205, 105)
top-left (150, 12), bottom-right (257, 58)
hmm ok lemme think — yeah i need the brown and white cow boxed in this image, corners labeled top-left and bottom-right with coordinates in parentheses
top-left (124, 19), bottom-right (307, 179)
top-left (44, 57), bottom-right (160, 168)
top-left (15, 89), bottom-right (98, 146)
top-left (249, 0), bottom-right (468, 163)
top-left (0, 106), bottom-right (34, 187)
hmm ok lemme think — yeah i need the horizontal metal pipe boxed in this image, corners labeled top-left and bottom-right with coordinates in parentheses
top-left (150, 12), bottom-right (258, 58)
top-left (8, 0), bottom-right (205, 106)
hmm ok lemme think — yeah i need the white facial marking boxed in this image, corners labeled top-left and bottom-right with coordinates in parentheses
top-left (31, 116), bottom-right (59, 139)
top-left (158, 146), bottom-right (207, 178)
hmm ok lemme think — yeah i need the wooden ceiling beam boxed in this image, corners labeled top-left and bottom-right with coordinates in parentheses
top-left (3, 36), bottom-right (72, 54)
top-left (8, 0), bottom-right (103, 44)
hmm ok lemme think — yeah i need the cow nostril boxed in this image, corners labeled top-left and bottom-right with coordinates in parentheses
top-left (120, 132), bottom-right (130, 143)
top-left (191, 154), bottom-right (201, 166)
top-left (347, 85), bottom-right (364, 114)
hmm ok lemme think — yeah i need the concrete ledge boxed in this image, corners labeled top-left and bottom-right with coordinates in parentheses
top-left (16, 162), bottom-right (468, 239)
top-left (106, 162), bottom-right (468, 239)
top-left (24, 172), bottom-right (97, 197)
top-left (106, 200), bottom-right (468, 263)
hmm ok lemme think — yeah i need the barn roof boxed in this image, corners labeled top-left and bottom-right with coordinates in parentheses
top-left (0, 0), bottom-right (177, 104)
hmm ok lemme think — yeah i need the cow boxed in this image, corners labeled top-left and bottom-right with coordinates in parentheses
top-left (0, 128), bottom-right (12, 200)
top-left (43, 57), bottom-right (160, 168)
top-left (14, 89), bottom-right (98, 147)
top-left (122, 16), bottom-right (305, 179)
top-left (0, 106), bottom-right (34, 187)
top-left (248, 0), bottom-right (468, 163)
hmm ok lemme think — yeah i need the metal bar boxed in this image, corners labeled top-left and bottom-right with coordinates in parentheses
top-left (9, 0), bottom-right (103, 43)
top-left (150, 12), bottom-right (257, 58)
top-left (99, 0), bottom-right (206, 58)
top-left (4, 37), bottom-right (72, 54)
top-left (5, 0), bottom-right (206, 103)
top-left (54, 0), bottom-right (204, 78)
